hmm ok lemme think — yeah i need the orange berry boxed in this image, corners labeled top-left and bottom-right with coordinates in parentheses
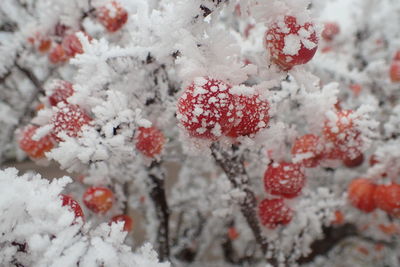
top-left (347, 178), bottom-right (377, 213)
top-left (83, 186), bottom-right (114, 213)
top-left (18, 125), bottom-right (55, 159)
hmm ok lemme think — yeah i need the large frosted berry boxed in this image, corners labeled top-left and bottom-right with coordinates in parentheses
top-left (51, 104), bottom-right (91, 141)
top-left (18, 125), bottom-right (55, 159)
top-left (374, 183), bottom-right (400, 216)
top-left (97, 1), bottom-right (128, 32)
top-left (110, 214), bottom-right (133, 232)
top-left (258, 198), bottom-right (293, 229)
top-left (135, 126), bottom-right (165, 157)
top-left (226, 93), bottom-right (270, 138)
top-left (83, 186), bottom-right (114, 214)
top-left (48, 80), bottom-right (74, 106)
top-left (348, 178), bottom-right (376, 213)
top-left (264, 162), bottom-right (306, 198)
top-left (265, 15), bottom-right (318, 70)
top-left (291, 134), bottom-right (323, 168)
top-left (177, 77), bottom-right (237, 139)
top-left (322, 22), bottom-right (340, 41)
top-left (60, 194), bottom-right (84, 220)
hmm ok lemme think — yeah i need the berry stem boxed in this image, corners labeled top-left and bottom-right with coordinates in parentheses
top-left (210, 142), bottom-right (277, 266)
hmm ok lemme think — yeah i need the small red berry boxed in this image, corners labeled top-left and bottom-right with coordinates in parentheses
top-left (83, 186), bottom-right (114, 213)
top-left (226, 93), bottom-right (270, 138)
top-left (135, 126), bottom-right (165, 157)
top-left (390, 61), bottom-right (400, 83)
top-left (51, 104), bottom-right (91, 141)
top-left (374, 183), bottom-right (400, 216)
top-left (227, 226), bottom-right (239, 240)
top-left (177, 77), bottom-right (237, 139)
top-left (264, 162), bottom-right (306, 198)
top-left (265, 15), bottom-right (318, 70)
top-left (321, 22), bottom-right (340, 42)
top-left (48, 80), bottom-right (74, 107)
top-left (110, 214), bottom-right (133, 232)
top-left (347, 178), bottom-right (377, 213)
top-left (97, 1), bottom-right (128, 32)
top-left (60, 194), bottom-right (84, 220)
top-left (342, 151), bottom-right (364, 168)
top-left (62, 33), bottom-right (85, 57)
top-left (258, 198), bottom-right (293, 229)
top-left (291, 134), bottom-right (322, 168)
top-left (331, 210), bottom-right (344, 225)
top-left (38, 38), bottom-right (52, 53)
top-left (48, 44), bottom-right (68, 64)
top-left (18, 125), bottom-right (55, 159)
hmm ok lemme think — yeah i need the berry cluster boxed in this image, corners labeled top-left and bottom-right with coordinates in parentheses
top-left (177, 77), bottom-right (270, 140)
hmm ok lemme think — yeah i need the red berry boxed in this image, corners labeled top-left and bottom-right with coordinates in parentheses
top-left (62, 33), bottom-right (84, 57)
top-left (226, 93), bottom-right (270, 138)
top-left (51, 104), bottom-right (91, 141)
top-left (227, 226), bottom-right (239, 240)
top-left (60, 194), bottom-right (84, 220)
top-left (390, 61), bottom-right (400, 83)
top-left (264, 162), bottom-right (306, 198)
top-left (48, 80), bottom-right (74, 107)
top-left (258, 198), bottom-right (293, 229)
top-left (393, 51), bottom-right (400, 61)
top-left (48, 44), bottom-right (68, 64)
top-left (38, 38), bottom-right (52, 53)
top-left (177, 77), bottom-right (237, 139)
top-left (342, 151), bottom-right (364, 168)
top-left (321, 22), bottom-right (340, 42)
top-left (97, 1), bottom-right (128, 32)
top-left (323, 110), bottom-right (361, 158)
top-left (264, 15), bottom-right (318, 70)
top-left (374, 184), bottom-right (400, 216)
top-left (291, 134), bottom-right (322, 168)
top-left (135, 126), bottom-right (165, 157)
top-left (18, 125), bottom-right (55, 159)
top-left (83, 186), bottom-right (114, 213)
top-left (110, 214), bottom-right (133, 232)
top-left (348, 178), bottom-right (377, 213)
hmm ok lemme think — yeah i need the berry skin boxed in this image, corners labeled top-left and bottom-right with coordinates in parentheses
top-left (48, 44), bottom-right (68, 64)
top-left (18, 125), bottom-right (55, 159)
top-left (135, 126), bottom-right (165, 158)
top-left (390, 61), bottom-right (400, 83)
top-left (110, 214), bottom-right (133, 232)
top-left (264, 162), bottom-right (306, 198)
top-left (374, 183), bottom-right (400, 216)
top-left (226, 94), bottom-right (270, 138)
top-left (177, 77), bottom-right (237, 139)
top-left (48, 80), bottom-right (74, 107)
top-left (97, 1), bottom-right (128, 32)
top-left (321, 22), bottom-right (340, 41)
top-left (51, 104), bottom-right (91, 141)
top-left (291, 134), bottom-right (322, 168)
top-left (264, 15), bottom-right (318, 70)
top-left (258, 198), bottom-right (293, 229)
top-left (60, 194), bottom-right (84, 220)
top-left (348, 178), bottom-right (377, 213)
top-left (83, 186), bottom-right (114, 214)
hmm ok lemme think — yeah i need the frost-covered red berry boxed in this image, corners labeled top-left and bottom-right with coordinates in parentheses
top-left (83, 186), bottom-right (114, 213)
top-left (18, 125), bottom-right (55, 159)
top-left (322, 22), bottom-right (340, 41)
top-left (390, 61), bottom-right (400, 83)
top-left (226, 93), bottom-right (270, 138)
top-left (48, 80), bottom-right (74, 106)
top-left (258, 198), bottom-right (293, 229)
top-left (348, 178), bottom-right (377, 213)
top-left (177, 77), bottom-right (237, 139)
top-left (48, 44), bottom-right (68, 64)
top-left (97, 1), bottom-right (128, 32)
top-left (264, 162), bottom-right (306, 198)
top-left (62, 33), bottom-right (85, 57)
top-left (110, 214), bottom-right (133, 232)
top-left (51, 104), bottom-right (91, 141)
top-left (342, 151), bottom-right (364, 168)
top-left (291, 134), bottom-right (322, 168)
top-left (264, 15), bottom-right (318, 70)
top-left (374, 183), bottom-right (400, 216)
top-left (60, 194), bottom-right (84, 220)
top-left (135, 126), bottom-right (165, 157)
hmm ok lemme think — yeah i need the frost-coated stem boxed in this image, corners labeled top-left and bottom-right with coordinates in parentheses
top-left (210, 142), bottom-right (277, 266)
top-left (148, 161), bottom-right (170, 261)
